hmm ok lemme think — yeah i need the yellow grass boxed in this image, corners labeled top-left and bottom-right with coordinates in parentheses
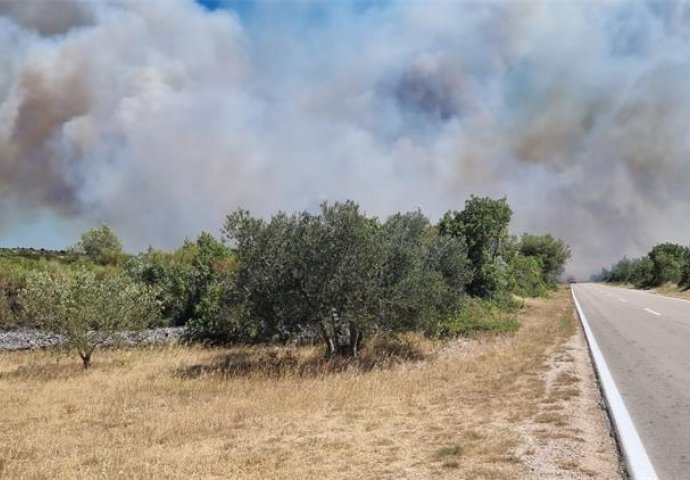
top-left (0, 288), bottom-right (576, 479)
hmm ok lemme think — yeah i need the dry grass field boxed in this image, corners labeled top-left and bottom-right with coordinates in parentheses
top-left (0, 287), bottom-right (620, 479)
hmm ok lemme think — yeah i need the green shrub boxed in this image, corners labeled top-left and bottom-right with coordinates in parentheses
top-left (439, 298), bottom-right (520, 337)
top-left (71, 224), bottom-right (124, 266)
top-left (507, 255), bottom-right (547, 298)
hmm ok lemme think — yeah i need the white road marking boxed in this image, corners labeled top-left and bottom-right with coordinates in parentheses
top-left (572, 287), bottom-right (659, 480)
top-left (643, 308), bottom-right (661, 316)
top-left (619, 298), bottom-right (627, 303)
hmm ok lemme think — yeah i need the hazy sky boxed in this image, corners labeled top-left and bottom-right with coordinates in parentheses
top-left (2, 0), bottom-right (690, 278)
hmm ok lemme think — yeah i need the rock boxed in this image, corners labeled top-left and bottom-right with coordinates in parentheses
top-left (0, 326), bottom-right (184, 351)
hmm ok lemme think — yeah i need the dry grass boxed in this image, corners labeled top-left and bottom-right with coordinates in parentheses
top-left (649, 282), bottom-right (690, 301)
top-left (616, 281), bottom-right (690, 301)
top-left (1, 288), bottom-right (578, 479)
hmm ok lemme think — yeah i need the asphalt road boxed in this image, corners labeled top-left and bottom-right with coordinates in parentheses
top-left (573, 283), bottom-right (690, 480)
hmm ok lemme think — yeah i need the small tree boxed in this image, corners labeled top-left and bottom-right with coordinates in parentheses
top-left (73, 224), bottom-right (124, 265)
top-left (20, 269), bottom-right (160, 368)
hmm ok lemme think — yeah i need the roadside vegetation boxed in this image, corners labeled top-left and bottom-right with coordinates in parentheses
top-left (0, 197), bottom-right (617, 479)
top-left (1, 196), bottom-right (570, 369)
top-left (600, 242), bottom-right (690, 292)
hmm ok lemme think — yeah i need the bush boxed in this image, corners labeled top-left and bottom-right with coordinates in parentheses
top-left (507, 255), bottom-right (547, 298)
top-left (125, 233), bottom-right (234, 326)
top-left (184, 278), bottom-right (260, 345)
top-left (438, 297), bottom-right (520, 337)
top-left (71, 224), bottom-right (124, 266)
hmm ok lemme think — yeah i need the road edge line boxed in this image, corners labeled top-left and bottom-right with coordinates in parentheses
top-left (571, 286), bottom-right (658, 480)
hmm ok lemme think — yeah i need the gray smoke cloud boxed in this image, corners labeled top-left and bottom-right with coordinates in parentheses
top-left (2, 0), bottom-right (690, 277)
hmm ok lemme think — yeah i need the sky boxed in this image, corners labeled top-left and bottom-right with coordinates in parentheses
top-left (2, 0), bottom-right (690, 278)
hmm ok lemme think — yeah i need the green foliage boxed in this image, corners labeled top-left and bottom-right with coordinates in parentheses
top-left (379, 211), bottom-right (470, 335)
top-left (203, 202), bottom-right (473, 355)
top-left (124, 250), bottom-right (193, 327)
top-left (680, 256), bottom-right (690, 290)
top-left (20, 269), bottom-right (161, 368)
top-left (72, 224), bottom-right (124, 265)
top-left (219, 201), bottom-right (387, 355)
top-left (5, 197), bottom-right (573, 359)
top-left (0, 253), bottom-right (110, 328)
top-left (631, 256), bottom-right (655, 288)
top-left (439, 297), bottom-right (520, 337)
top-left (603, 243), bottom-right (689, 289)
top-left (125, 232), bottom-right (233, 326)
top-left (185, 198), bottom-right (570, 351)
top-left (507, 254), bottom-right (548, 298)
top-left (439, 196), bottom-right (512, 298)
top-left (0, 273), bottom-right (20, 327)
top-left (518, 233), bottom-right (572, 286)
top-left (648, 243), bottom-right (686, 287)
top-left (184, 277), bottom-right (254, 344)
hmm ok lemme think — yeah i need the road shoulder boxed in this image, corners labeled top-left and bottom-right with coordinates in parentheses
top-left (517, 299), bottom-right (623, 479)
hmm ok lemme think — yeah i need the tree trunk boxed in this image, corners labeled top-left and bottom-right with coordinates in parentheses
top-left (320, 322), bottom-right (335, 356)
top-left (348, 322), bottom-right (360, 357)
top-left (80, 352), bottom-right (92, 369)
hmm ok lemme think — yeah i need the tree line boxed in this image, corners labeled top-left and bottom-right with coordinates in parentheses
top-left (600, 242), bottom-right (690, 289)
top-left (2, 196), bottom-right (571, 367)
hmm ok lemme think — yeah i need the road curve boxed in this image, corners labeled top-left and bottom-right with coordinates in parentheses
top-left (573, 283), bottom-right (690, 480)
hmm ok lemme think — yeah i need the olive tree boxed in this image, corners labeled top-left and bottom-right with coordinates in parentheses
top-left (224, 201), bottom-right (385, 356)
top-left (380, 211), bottom-right (470, 334)
top-left (218, 202), bottom-right (471, 354)
top-left (20, 269), bottom-right (160, 368)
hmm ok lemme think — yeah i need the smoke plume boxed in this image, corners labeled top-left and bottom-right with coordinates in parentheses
top-left (2, 0), bottom-right (690, 277)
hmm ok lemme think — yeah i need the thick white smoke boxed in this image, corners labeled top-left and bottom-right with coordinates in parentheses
top-left (2, 0), bottom-right (690, 277)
